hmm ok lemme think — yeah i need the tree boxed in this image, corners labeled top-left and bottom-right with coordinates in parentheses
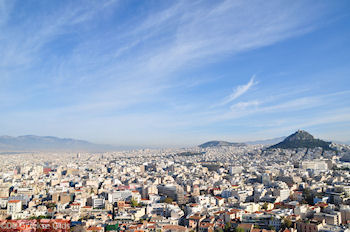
top-left (283, 218), bottom-right (293, 228)
top-left (46, 202), bottom-right (56, 209)
top-left (262, 202), bottom-right (269, 210)
top-left (131, 199), bottom-right (139, 207)
top-left (163, 197), bottom-right (173, 204)
top-left (224, 222), bottom-right (231, 231)
top-left (302, 188), bottom-right (314, 205)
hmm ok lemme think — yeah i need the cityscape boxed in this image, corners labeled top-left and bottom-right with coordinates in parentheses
top-left (1, 0), bottom-right (350, 232)
top-left (1, 130), bottom-right (350, 232)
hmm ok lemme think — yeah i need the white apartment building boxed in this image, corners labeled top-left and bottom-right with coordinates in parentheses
top-left (7, 200), bottom-right (22, 215)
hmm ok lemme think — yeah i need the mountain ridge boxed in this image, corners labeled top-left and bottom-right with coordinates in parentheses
top-left (0, 135), bottom-right (117, 152)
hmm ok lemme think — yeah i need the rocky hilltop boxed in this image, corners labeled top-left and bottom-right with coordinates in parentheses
top-left (268, 130), bottom-right (333, 150)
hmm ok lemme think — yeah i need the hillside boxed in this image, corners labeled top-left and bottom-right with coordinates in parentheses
top-left (199, 140), bottom-right (246, 148)
top-left (268, 130), bottom-right (333, 150)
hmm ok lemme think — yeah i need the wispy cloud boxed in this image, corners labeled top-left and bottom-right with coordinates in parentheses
top-left (219, 76), bottom-right (257, 106)
top-left (192, 90), bottom-right (350, 127)
top-left (230, 100), bottom-right (260, 110)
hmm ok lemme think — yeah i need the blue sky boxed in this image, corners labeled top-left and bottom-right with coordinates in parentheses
top-left (1, 0), bottom-right (350, 147)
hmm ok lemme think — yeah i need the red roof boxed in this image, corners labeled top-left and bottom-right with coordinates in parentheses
top-left (8, 200), bottom-right (21, 203)
top-left (70, 203), bottom-right (81, 206)
top-left (87, 227), bottom-right (102, 231)
top-left (229, 209), bottom-right (242, 213)
top-left (214, 210), bottom-right (225, 214)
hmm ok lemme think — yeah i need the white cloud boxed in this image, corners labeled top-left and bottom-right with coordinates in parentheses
top-left (220, 76), bottom-right (257, 106)
top-left (203, 90), bottom-right (350, 124)
top-left (230, 100), bottom-right (260, 110)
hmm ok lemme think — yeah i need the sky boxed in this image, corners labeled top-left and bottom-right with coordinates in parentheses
top-left (0, 0), bottom-right (350, 147)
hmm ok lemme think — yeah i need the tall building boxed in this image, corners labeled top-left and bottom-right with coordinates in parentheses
top-left (7, 200), bottom-right (21, 215)
top-left (158, 184), bottom-right (185, 204)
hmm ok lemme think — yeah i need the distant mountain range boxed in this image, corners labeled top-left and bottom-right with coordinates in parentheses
top-left (199, 141), bottom-right (246, 148)
top-left (0, 131), bottom-right (346, 152)
top-left (0, 135), bottom-right (117, 152)
top-left (268, 130), bottom-right (333, 150)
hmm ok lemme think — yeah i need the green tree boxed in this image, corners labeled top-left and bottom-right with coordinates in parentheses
top-left (303, 188), bottom-right (314, 205)
top-left (131, 199), bottom-right (139, 207)
top-left (262, 202), bottom-right (269, 210)
top-left (46, 202), bottom-right (56, 209)
top-left (283, 218), bottom-right (293, 228)
top-left (163, 197), bottom-right (173, 204)
top-left (224, 222), bottom-right (231, 231)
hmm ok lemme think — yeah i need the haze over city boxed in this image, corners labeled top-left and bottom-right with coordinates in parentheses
top-left (1, 0), bottom-right (350, 147)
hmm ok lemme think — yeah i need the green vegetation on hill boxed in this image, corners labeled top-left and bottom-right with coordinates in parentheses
top-left (199, 140), bottom-right (245, 148)
top-left (269, 130), bottom-right (333, 150)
